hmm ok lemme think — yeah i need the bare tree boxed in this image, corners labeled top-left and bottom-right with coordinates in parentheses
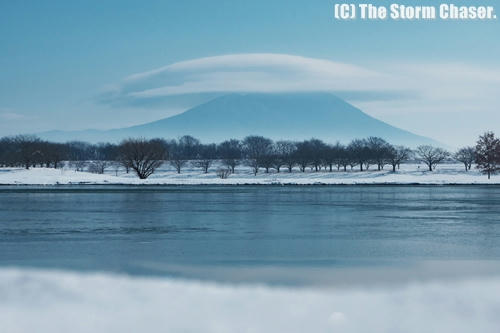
top-left (87, 160), bottom-right (108, 174)
top-left (95, 143), bottom-right (119, 161)
top-left (66, 141), bottom-right (91, 160)
top-left (294, 141), bottom-right (313, 172)
top-left (192, 143), bottom-right (216, 173)
top-left (192, 161), bottom-right (210, 173)
top-left (268, 146), bottom-right (285, 173)
top-left (475, 131), bottom-right (500, 179)
top-left (275, 140), bottom-right (297, 173)
top-left (333, 143), bottom-right (351, 172)
top-left (308, 139), bottom-right (327, 172)
top-left (217, 139), bottom-right (242, 173)
top-left (348, 139), bottom-right (369, 171)
top-left (388, 146), bottom-right (412, 172)
top-left (167, 136), bottom-right (201, 174)
top-left (216, 168), bottom-right (231, 179)
top-left (42, 142), bottom-right (67, 168)
top-left (366, 137), bottom-right (392, 171)
top-left (0, 137), bottom-right (15, 167)
top-left (178, 135), bottom-right (201, 159)
top-left (322, 145), bottom-right (337, 172)
top-left (119, 138), bottom-right (167, 179)
top-left (86, 143), bottom-right (115, 174)
top-left (416, 145), bottom-right (450, 171)
top-left (168, 140), bottom-right (187, 174)
top-left (259, 153), bottom-right (275, 173)
top-left (117, 156), bottom-right (132, 173)
top-left (13, 135), bottom-right (42, 169)
top-left (169, 159), bottom-right (187, 174)
top-left (454, 146), bottom-right (475, 171)
top-left (243, 136), bottom-right (273, 175)
top-left (111, 161), bottom-right (121, 176)
top-left (287, 139), bottom-right (326, 172)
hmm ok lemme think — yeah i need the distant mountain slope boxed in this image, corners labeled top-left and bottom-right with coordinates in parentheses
top-left (40, 93), bottom-right (439, 146)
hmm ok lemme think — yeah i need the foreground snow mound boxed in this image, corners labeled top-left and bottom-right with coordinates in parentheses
top-left (0, 164), bottom-right (499, 185)
top-left (1, 268), bottom-right (500, 333)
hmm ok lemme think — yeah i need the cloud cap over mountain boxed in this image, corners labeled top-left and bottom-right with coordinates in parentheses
top-left (99, 53), bottom-right (411, 107)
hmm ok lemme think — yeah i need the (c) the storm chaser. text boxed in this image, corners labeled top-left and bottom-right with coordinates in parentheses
top-left (334, 4), bottom-right (497, 20)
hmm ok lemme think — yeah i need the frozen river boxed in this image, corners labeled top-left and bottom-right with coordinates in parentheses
top-left (1, 185), bottom-right (500, 285)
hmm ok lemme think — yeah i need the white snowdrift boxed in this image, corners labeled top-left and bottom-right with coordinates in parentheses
top-left (0, 163), bottom-right (498, 185)
top-left (1, 268), bottom-right (499, 333)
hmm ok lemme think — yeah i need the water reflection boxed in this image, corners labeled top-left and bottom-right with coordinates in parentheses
top-left (1, 185), bottom-right (499, 283)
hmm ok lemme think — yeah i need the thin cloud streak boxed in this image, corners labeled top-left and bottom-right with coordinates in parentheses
top-left (0, 110), bottom-right (33, 121)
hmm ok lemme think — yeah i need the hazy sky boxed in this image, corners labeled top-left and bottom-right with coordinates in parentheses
top-left (1, 0), bottom-right (499, 146)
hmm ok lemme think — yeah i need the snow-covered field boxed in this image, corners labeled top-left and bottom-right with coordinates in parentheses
top-left (0, 163), bottom-right (498, 185)
top-left (1, 268), bottom-right (499, 333)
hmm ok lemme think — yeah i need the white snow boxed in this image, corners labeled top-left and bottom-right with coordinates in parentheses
top-left (1, 268), bottom-right (500, 333)
top-left (0, 163), bottom-right (499, 185)
top-left (0, 163), bottom-right (498, 185)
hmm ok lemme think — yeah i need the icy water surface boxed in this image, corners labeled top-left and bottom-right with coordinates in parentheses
top-left (1, 185), bottom-right (500, 285)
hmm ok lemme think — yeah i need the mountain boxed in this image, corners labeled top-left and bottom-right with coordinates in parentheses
top-left (40, 93), bottom-right (439, 146)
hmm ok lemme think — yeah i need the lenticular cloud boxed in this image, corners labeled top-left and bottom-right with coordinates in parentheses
top-left (101, 53), bottom-right (391, 105)
top-left (1, 268), bottom-right (499, 333)
top-left (99, 53), bottom-right (500, 130)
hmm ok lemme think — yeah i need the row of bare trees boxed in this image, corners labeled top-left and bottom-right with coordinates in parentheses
top-left (1, 132), bottom-right (499, 179)
top-left (0, 135), bottom-right (118, 170)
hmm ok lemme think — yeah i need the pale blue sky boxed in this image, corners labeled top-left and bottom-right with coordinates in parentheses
top-left (1, 0), bottom-right (499, 146)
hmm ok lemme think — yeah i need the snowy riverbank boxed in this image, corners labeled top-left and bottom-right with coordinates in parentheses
top-left (0, 163), bottom-right (498, 185)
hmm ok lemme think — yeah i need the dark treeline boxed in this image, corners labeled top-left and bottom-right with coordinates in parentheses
top-left (0, 132), bottom-right (499, 179)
